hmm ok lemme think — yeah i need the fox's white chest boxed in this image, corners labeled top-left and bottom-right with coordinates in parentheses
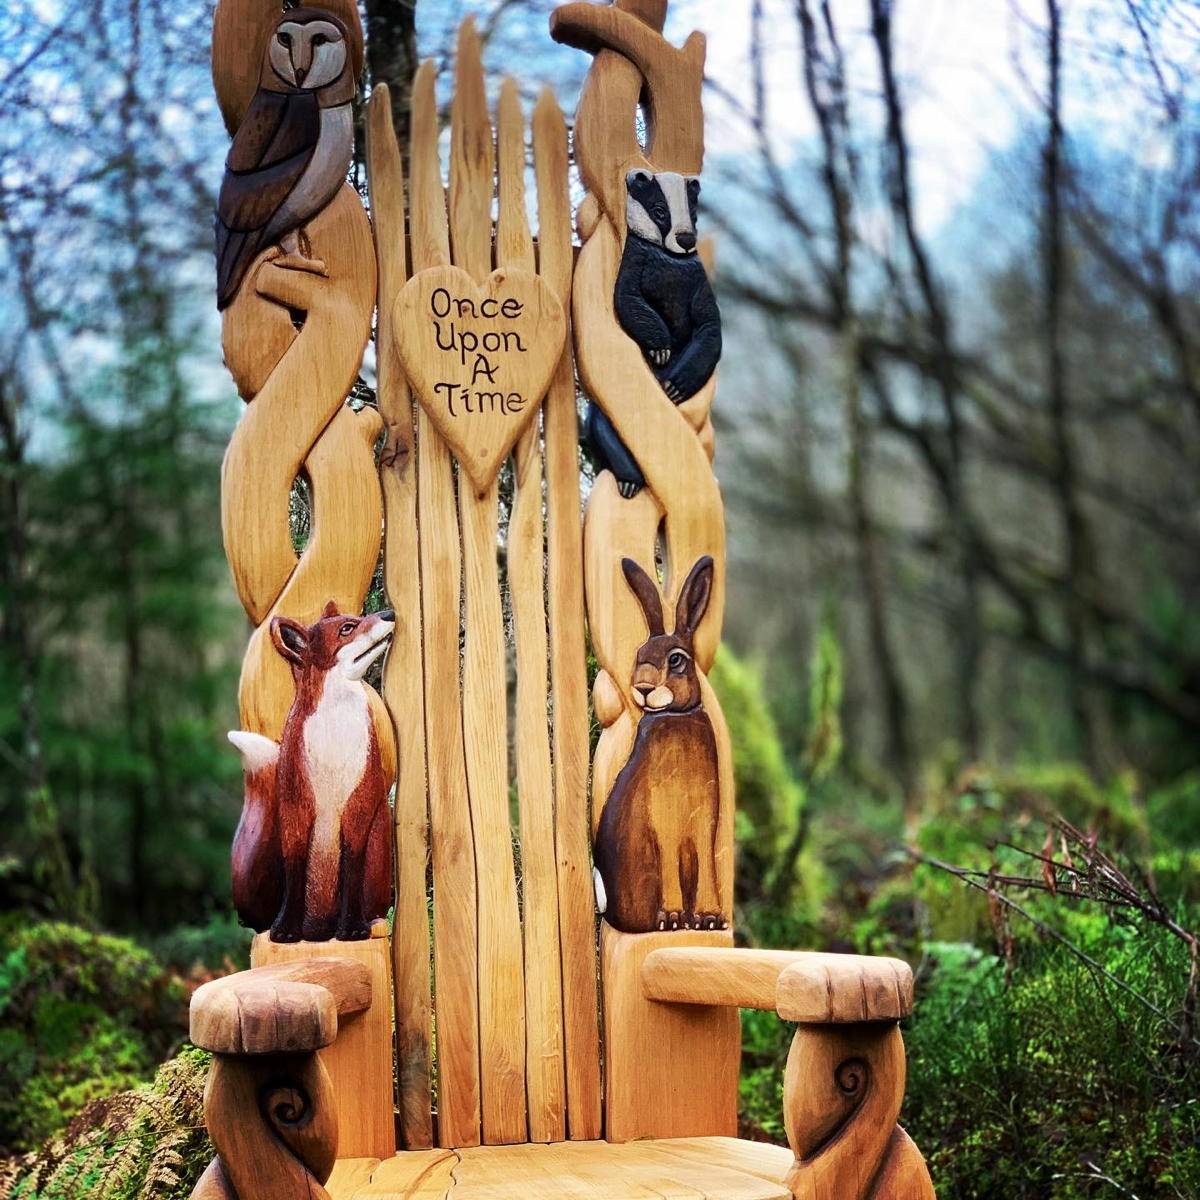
top-left (302, 681), bottom-right (370, 853)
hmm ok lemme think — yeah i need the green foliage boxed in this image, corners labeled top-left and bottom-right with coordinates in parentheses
top-left (146, 913), bottom-right (251, 975)
top-left (0, 923), bottom-right (186, 1154)
top-left (0, 1047), bottom-right (212, 1200)
top-left (710, 648), bottom-right (803, 878)
top-left (906, 931), bottom-right (1200, 1198)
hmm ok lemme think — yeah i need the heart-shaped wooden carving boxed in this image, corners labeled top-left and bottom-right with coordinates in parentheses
top-left (393, 266), bottom-right (566, 493)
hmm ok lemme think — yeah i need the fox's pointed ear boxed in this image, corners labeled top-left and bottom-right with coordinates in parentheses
top-left (322, 599), bottom-right (339, 618)
top-left (621, 557), bottom-right (664, 637)
top-left (270, 616), bottom-right (309, 666)
top-left (675, 556), bottom-right (714, 638)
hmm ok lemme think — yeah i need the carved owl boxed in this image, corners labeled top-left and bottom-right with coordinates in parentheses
top-left (214, 6), bottom-right (357, 309)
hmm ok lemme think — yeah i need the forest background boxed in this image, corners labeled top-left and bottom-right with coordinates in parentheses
top-left (1, 0), bottom-right (1199, 1196)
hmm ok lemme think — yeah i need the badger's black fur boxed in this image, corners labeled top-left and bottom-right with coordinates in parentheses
top-left (586, 170), bottom-right (722, 498)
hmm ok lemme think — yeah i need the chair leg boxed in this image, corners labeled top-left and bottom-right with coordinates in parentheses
top-left (192, 1053), bottom-right (338, 1200)
top-left (783, 1022), bottom-right (935, 1200)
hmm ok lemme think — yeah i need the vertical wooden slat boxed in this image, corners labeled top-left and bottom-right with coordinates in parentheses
top-left (409, 58), bottom-right (482, 1150)
top-left (365, 84), bottom-right (434, 1152)
top-left (449, 18), bottom-right (528, 1146)
top-left (534, 85), bottom-right (604, 1141)
top-left (500, 78), bottom-right (567, 1144)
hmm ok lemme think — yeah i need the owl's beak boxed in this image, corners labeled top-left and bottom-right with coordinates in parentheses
top-left (290, 43), bottom-right (313, 86)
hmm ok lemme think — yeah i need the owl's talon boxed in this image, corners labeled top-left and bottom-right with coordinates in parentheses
top-left (270, 252), bottom-right (329, 278)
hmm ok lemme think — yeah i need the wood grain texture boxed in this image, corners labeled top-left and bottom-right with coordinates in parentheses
top-left (499, 78), bottom-right (567, 1146)
top-left (784, 1023), bottom-right (935, 1200)
top-left (408, 56), bottom-right (481, 1151)
top-left (190, 957), bottom-right (371, 1054)
top-left (204, 1052), bottom-right (337, 1200)
top-left (640, 948), bottom-right (914, 1023)
top-left (348, 1150), bottom-right (460, 1198)
top-left (533, 85), bottom-right (604, 1143)
top-left (252, 934), bottom-right (396, 1161)
top-left (394, 264), bottom-right (565, 493)
top-left (601, 926), bottom-right (740, 1143)
top-left (449, 18), bottom-right (527, 1146)
top-left (366, 81), bottom-right (434, 1153)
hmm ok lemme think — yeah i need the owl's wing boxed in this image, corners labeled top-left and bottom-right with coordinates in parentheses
top-left (215, 89), bottom-right (321, 309)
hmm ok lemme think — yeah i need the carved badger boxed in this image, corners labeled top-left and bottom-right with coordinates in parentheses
top-left (229, 602), bottom-right (395, 942)
top-left (586, 168), bottom-right (723, 497)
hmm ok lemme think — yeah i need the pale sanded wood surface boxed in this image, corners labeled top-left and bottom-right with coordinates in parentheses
top-left (408, 56), bottom-right (481, 1150)
top-left (601, 927), bottom-right (740, 1143)
top-left (448, 19), bottom-right (527, 1146)
top-left (640, 947), bottom-right (914, 1022)
top-left (393, 263), bottom-right (565, 493)
top-left (498, 77), bottom-right (567, 1146)
top-left (190, 957), bottom-right (371, 1054)
top-left (326, 1139), bottom-right (793, 1200)
top-left (252, 934), bottom-right (396, 1161)
top-left (366, 84), bottom-right (434, 1152)
top-left (533, 85), bottom-right (604, 1143)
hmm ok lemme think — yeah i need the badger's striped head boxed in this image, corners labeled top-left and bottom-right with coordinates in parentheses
top-left (626, 169), bottom-right (701, 256)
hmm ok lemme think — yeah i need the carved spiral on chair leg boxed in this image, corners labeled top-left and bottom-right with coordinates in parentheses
top-left (195, 1053), bottom-right (338, 1200)
top-left (835, 1056), bottom-right (869, 1097)
top-left (260, 1081), bottom-right (312, 1127)
top-left (784, 1024), bottom-right (935, 1200)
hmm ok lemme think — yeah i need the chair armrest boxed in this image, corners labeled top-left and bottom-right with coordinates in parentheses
top-left (640, 946), bottom-right (912, 1023)
top-left (190, 956), bottom-right (372, 1054)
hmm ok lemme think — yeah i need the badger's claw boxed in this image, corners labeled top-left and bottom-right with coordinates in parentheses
top-left (649, 347), bottom-right (671, 366)
top-left (663, 380), bottom-right (682, 402)
top-left (617, 480), bottom-right (643, 499)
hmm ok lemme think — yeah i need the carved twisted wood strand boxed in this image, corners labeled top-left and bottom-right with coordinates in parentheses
top-left (554, 0), bottom-right (733, 911)
top-left (784, 1023), bottom-right (935, 1200)
top-left (214, 0), bottom-right (381, 743)
top-left (196, 1054), bottom-right (338, 1200)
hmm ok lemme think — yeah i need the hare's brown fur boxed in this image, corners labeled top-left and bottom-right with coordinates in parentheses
top-left (594, 556), bottom-right (727, 932)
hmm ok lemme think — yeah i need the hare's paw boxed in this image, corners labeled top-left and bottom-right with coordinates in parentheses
top-left (656, 908), bottom-right (686, 931)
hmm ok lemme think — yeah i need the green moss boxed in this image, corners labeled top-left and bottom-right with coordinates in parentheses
top-left (0, 923), bottom-right (186, 1153)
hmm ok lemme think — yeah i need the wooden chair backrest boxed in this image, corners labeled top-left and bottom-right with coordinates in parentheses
top-left (214, 0), bottom-right (731, 1153)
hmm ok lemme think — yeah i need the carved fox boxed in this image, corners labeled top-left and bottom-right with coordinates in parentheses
top-left (593, 556), bottom-right (728, 933)
top-left (229, 602), bottom-right (396, 942)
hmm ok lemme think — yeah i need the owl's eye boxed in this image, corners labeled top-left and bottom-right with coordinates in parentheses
top-left (339, 622), bottom-right (357, 637)
top-left (668, 650), bottom-right (688, 672)
top-left (312, 33), bottom-right (327, 46)
top-left (277, 31), bottom-right (292, 46)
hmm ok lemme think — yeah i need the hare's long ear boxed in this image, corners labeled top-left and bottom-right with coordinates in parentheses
top-left (621, 557), bottom-right (665, 637)
top-left (675, 556), bottom-right (714, 638)
top-left (270, 616), bottom-right (310, 666)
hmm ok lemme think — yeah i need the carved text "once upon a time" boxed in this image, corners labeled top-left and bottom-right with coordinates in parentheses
top-left (430, 286), bottom-right (533, 417)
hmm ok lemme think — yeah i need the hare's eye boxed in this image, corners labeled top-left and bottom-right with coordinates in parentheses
top-left (339, 622), bottom-right (357, 637)
top-left (668, 651), bottom-right (688, 672)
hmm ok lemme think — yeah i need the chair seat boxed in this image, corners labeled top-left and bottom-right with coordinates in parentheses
top-left (326, 1136), bottom-right (794, 1199)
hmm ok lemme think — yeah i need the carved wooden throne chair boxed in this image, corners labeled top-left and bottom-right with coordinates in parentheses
top-left (190, 1), bottom-right (936, 1197)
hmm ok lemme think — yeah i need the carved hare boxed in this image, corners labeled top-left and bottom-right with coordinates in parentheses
top-left (594, 555), bottom-right (727, 933)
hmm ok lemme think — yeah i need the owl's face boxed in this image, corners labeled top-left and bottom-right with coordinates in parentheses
top-left (268, 14), bottom-right (348, 90)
